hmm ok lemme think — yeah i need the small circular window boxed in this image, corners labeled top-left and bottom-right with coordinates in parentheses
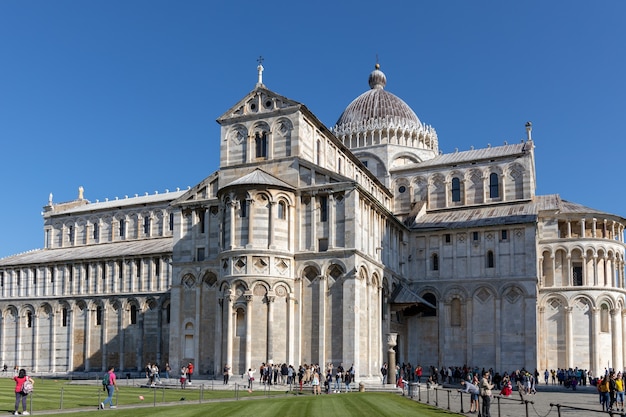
top-left (398, 186), bottom-right (406, 194)
top-left (250, 103), bottom-right (257, 111)
top-left (265, 100), bottom-right (273, 108)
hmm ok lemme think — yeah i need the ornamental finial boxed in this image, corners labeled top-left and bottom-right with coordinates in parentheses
top-left (256, 56), bottom-right (264, 86)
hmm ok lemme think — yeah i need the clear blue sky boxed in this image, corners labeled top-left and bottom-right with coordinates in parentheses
top-left (1, 1), bottom-right (625, 258)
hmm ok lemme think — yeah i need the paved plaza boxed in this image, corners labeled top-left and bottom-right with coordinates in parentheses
top-left (411, 382), bottom-right (615, 417)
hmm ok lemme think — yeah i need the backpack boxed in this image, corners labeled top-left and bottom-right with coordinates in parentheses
top-left (21, 379), bottom-right (33, 395)
top-left (102, 372), bottom-right (110, 386)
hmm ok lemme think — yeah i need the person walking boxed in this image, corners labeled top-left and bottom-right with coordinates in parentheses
top-left (479, 370), bottom-right (494, 417)
top-left (99, 366), bottom-right (117, 410)
top-left (599, 374), bottom-right (611, 411)
top-left (381, 362), bottom-right (388, 384)
top-left (247, 368), bottom-right (256, 392)
top-left (616, 372), bottom-right (625, 412)
top-left (13, 368), bottom-right (34, 415)
top-left (180, 366), bottom-right (187, 389)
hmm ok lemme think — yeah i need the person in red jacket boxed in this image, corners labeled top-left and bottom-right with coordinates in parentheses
top-left (415, 365), bottom-right (423, 383)
top-left (187, 362), bottom-right (194, 384)
top-left (13, 368), bottom-right (34, 415)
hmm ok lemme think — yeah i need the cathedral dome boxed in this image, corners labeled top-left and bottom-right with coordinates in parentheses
top-left (332, 64), bottom-right (438, 154)
top-left (334, 64), bottom-right (421, 133)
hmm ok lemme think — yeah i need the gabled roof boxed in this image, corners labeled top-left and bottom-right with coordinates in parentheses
top-left (389, 284), bottom-right (436, 309)
top-left (47, 190), bottom-right (186, 216)
top-left (400, 142), bottom-right (530, 171)
top-left (0, 238), bottom-right (172, 266)
top-left (408, 201), bottom-right (537, 230)
top-left (535, 194), bottom-right (621, 218)
top-left (219, 168), bottom-right (295, 191)
top-left (217, 86), bottom-right (302, 123)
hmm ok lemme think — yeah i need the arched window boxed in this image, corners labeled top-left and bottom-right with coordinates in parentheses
top-left (422, 292), bottom-right (437, 317)
top-left (96, 305), bottom-right (103, 326)
top-left (130, 305), bottom-right (138, 325)
top-left (489, 173), bottom-right (499, 198)
top-left (601, 304), bottom-right (609, 332)
top-left (198, 210), bottom-right (206, 234)
top-left (236, 308), bottom-right (245, 337)
top-left (319, 196), bottom-right (328, 222)
top-left (240, 199), bottom-right (247, 218)
top-left (316, 140), bottom-right (321, 165)
top-left (451, 177), bottom-right (461, 202)
top-left (255, 132), bottom-right (268, 158)
top-left (119, 219), bottom-right (126, 237)
top-left (487, 251), bottom-right (495, 268)
top-left (277, 201), bottom-right (286, 219)
top-left (451, 298), bottom-right (461, 326)
top-left (432, 253), bottom-right (439, 271)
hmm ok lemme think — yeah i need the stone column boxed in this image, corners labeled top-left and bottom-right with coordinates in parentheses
top-left (328, 194), bottom-right (335, 249)
top-left (194, 282), bottom-right (201, 369)
top-left (67, 308), bottom-right (75, 371)
top-left (225, 291), bottom-right (234, 372)
top-left (612, 309), bottom-right (622, 371)
top-left (581, 219), bottom-right (586, 238)
top-left (386, 333), bottom-right (397, 385)
top-left (32, 311), bottom-right (38, 373)
top-left (49, 312), bottom-right (55, 372)
top-left (136, 312), bottom-right (143, 371)
top-left (229, 200), bottom-right (236, 249)
top-left (287, 292), bottom-right (295, 366)
top-left (592, 307), bottom-right (600, 373)
top-left (268, 201), bottom-right (276, 249)
top-left (84, 307), bottom-right (91, 371)
top-left (565, 307), bottom-right (573, 368)
top-left (310, 194), bottom-right (317, 250)
top-left (247, 198), bottom-right (254, 247)
top-left (482, 175), bottom-right (488, 203)
top-left (318, 276), bottom-right (326, 368)
top-left (15, 313), bottom-right (22, 367)
top-left (622, 310), bottom-right (626, 372)
top-left (566, 255), bottom-right (572, 286)
top-left (288, 204), bottom-right (295, 252)
top-left (245, 293), bottom-right (253, 372)
top-left (538, 307), bottom-right (546, 370)
top-left (118, 304), bottom-right (125, 371)
top-left (266, 293), bottom-right (275, 364)
top-left (101, 305), bottom-right (107, 371)
top-left (215, 298), bottom-right (223, 376)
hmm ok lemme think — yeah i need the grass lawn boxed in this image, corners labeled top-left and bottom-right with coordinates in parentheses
top-left (0, 377), bottom-right (460, 416)
top-left (0, 377), bottom-right (281, 412)
top-left (62, 392), bottom-right (459, 417)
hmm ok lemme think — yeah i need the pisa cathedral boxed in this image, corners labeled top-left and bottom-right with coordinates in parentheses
top-left (1, 63), bottom-right (625, 378)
